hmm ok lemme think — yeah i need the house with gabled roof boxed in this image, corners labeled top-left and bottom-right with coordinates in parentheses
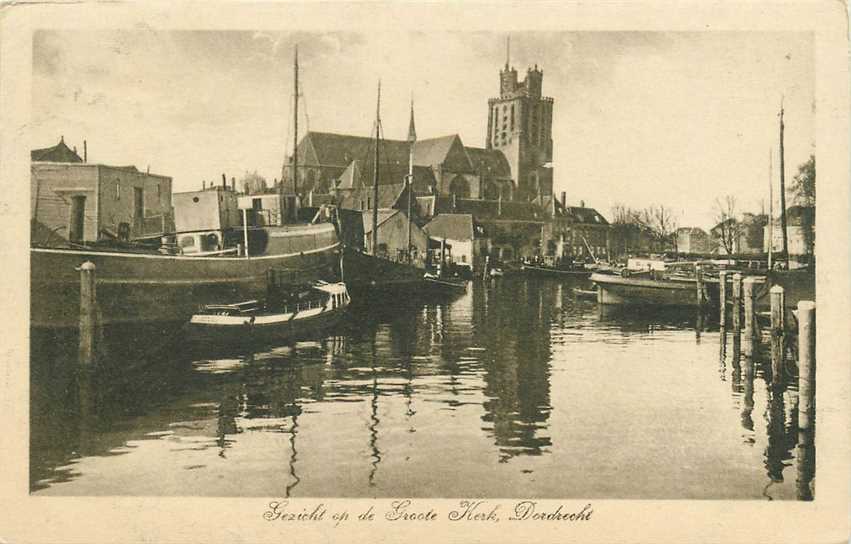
top-left (360, 208), bottom-right (430, 263)
top-left (539, 191), bottom-right (611, 261)
top-left (423, 213), bottom-right (487, 272)
top-left (31, 137), bottom-right (84, 163)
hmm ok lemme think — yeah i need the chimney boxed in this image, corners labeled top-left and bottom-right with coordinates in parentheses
top-left (561, 191), bottom-right (566, 208)
top-left (202, 180), bottom-right (206, 190)
top-left (580, 200), bottom-right (585, 208)
top-left (147, 165), bottom-right (150, 174)
top-left (222, 173), bottom-right (226, 189)
top-left (73, 145), bottom-right (78, 155)
top-left (83, 140), bottom-right (87, 162)
top-left (231, 177), bottom-right (236, 192)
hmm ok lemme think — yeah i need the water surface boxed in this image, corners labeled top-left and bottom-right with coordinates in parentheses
top-left (30, 278), bottom-right (812, 499)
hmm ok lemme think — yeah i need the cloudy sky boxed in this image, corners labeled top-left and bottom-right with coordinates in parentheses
top-left (32, 30), bottom-right (814, 229)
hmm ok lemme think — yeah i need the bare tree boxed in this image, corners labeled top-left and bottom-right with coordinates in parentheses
top-left (610, 203), bottom-right (642, 225)
top-left (239, 170), bottom-right (268, 195)
top-left (713, 196), bottom-right (740, 255)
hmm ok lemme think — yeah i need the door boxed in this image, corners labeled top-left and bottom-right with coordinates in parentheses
top-left (134, 187), bottom-right (144, 231)
top-left (69, 195), bottom-right (86, 242)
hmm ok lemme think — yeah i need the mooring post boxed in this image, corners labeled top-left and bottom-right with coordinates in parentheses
top-left (718, 270), bottom-right (728, 328)
top-left (770, 285), bottom-right (786, 388)
top-left (695, 264), bottom-right (704, 307)
top-left (742, 277), bottom-right (757, 358)
top-left (797, 301), bottom-right (815, 433)
top-left (78, 261), bottom-right (97, 367)
top-left (731, 273), bottom-right (742, 335)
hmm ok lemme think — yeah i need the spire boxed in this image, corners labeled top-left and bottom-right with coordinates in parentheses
top-left (407, 97), bottom-right (417, 143)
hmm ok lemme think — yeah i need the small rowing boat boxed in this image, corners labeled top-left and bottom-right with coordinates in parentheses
top-left (188, 281), bottom-right (350, 344)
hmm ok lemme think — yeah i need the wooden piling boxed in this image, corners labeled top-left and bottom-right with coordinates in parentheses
top-left (770, 285), bottom-right (785, 387)
top-left (718, 270), bottom-right (727, 328)
top-left (797, 301), bottom-right (815, 433)
top-left (731, 273), bottom-right (742, 335)
top-left (78, 261), bottom-right (97, 367)
top-left (742, 277), bottom-right (757, 358)
top-left (695, 265), bottom-right (704, 306)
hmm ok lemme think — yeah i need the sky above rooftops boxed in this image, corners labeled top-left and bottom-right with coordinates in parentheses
top-left (32, 30), bottom-right (814, 229)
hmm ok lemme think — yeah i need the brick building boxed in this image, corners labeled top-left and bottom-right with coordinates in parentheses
top-left (31, 139), bottom-right (173, 245)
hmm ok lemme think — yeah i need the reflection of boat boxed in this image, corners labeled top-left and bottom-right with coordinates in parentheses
top-left (574, 287), bottom-right (598, 301)
top-left (188, 281), bottom-right (350, 344)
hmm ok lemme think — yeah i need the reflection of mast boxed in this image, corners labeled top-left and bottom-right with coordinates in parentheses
top-left (285, 411), bottom-right (300, 497)
top-left (368, 338), bottom-right (381, 486)
top-left (284, 360), bottom-right (301, 497)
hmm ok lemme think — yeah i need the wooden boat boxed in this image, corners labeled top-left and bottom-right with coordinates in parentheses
top-left (423, 272), bottom-right (468, 292)
top-left (591, 270), bottom-right (719, 307)
top-left (188, 281), bottom-right (350, 344)
top-left (30, 223), bottom-right (341, 329)
top-left (520, 262), bottom-right (592, 278)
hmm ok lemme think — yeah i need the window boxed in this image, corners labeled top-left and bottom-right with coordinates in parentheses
top-left (115, 182), bottom-right (121, 200)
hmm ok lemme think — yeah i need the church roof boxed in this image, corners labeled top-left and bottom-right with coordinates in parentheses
top-left (301, 132), bottom-right (410, 167)
top-left (465, 146), bottom-right (512, 177)
top-left (336, 159), bottom-right (436, 192)
top-left (298, 131), bottom-right (475, 173)
top-left (31, 138), bottom-right (83, 163)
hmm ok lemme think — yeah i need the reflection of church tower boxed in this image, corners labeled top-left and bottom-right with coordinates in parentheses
top-left (485, 37), bottom-right (554, 202)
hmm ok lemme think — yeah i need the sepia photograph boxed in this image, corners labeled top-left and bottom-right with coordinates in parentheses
top-left (2, 1), bottom-right (849, 542)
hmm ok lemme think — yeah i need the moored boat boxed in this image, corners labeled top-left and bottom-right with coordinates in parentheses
top-left (422, 268), bottom-right (468, 293)
top-left (520, 262), bottom-right (592, 279)
top-left (188, 281), bottom-right (350, 345)
top-left (591, 269), bottom-right (720, 307)
top-left (31, 222), bottom-right (341, 328)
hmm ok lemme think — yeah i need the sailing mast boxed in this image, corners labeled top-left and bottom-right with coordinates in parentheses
top-left (768, 147), bottom-right (773, 270)
top-left (371, 81), bottom-right (381, 256)
top-left (779, 99), bottom-right (789, 268)
top-left (406, 96), bottom-right (417, 262)
top-left (293, 45), bottom-right (300, 221)
top-left (281, 45), bottom-right (300, 225)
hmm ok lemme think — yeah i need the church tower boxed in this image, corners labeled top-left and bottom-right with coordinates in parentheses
top-left (486, 38), bottom-right (554, 202)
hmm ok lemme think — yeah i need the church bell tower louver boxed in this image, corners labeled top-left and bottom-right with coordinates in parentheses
top-left (485, 37), bottom-right (554, 202)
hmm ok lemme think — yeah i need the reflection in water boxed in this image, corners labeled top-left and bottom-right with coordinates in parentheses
top-left (31, 278), bottom-right (813, 499)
